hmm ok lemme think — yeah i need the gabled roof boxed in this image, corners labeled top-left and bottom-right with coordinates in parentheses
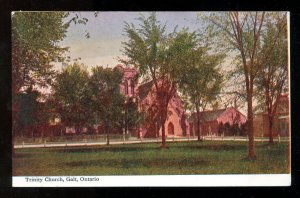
top-left (191, 109), bottom-right (227, 122)
top-left (199, 109), bottom-right (227, 122)
top-left (138, 81), bottom-right (154, 100)
top-left (191, 107), bottom-right (247, 122)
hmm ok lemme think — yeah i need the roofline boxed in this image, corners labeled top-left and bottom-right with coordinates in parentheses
top-left (191, 108), bottom-right (226, 115)
top-left (138, 80), bottom-right (154, 88)
top-left (227, 107), bottom-right (247, 118)
top-left (114, 64), bottom-right (138, 72)
top-left (190, 107), bottom-right (247, 118)
top-left (217, 107), bottom-right (247, 120)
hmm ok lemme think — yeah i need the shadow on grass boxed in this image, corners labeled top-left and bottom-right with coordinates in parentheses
top-left (13, 152), bottom-right (33, 159)
top-left (240, 156), bottom-right (257, 162)
top-left (257, 142), bottom-right (286, 148)
top-left (176, 144), bottom-right (246, 151)
top-left (48, 142), bottom-right (248, 153)
top-left (64, 157), bottom-right (208, 169)
top-left (52, 145), bottom-right (162, 153)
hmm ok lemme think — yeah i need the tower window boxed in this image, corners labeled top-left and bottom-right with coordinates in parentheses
top-left (131, 79), bottom-right (135, 95)
top-left (125, 80), bottom-right (128, 95)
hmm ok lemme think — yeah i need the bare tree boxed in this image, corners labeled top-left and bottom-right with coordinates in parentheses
top-left (201, 12), bottom-right (287, 159)
top-left (255, 13), bottom-right (288, 143)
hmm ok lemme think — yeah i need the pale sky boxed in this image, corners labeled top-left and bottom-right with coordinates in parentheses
top-left (54, 12), bottom-right (247, 114)
top-left (57, 12), bottom-right (201, 69)
top-left (29, 11), bottom-right (288, 116)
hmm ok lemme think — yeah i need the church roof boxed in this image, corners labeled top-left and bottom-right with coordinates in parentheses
top-left (138, 81), bottom-right (154, 100)
top-left (193, 109), bottom-right (227, 122)
top-left (191, 107), bottom-right (247, 122)
top-left (200, 109), bottom-right (227, 122)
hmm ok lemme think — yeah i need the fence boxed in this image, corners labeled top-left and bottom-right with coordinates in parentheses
top-left (13, 134), bottom-right (288, 149)
top-left (14, 134), bottom-right (132, 144)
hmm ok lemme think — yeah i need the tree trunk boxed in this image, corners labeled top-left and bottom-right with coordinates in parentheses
top-left (161, 123), bottom-right (166, 147)
top-left (265, 77), bottom-right (274, 144)
top-left (160, 114), bottom-right (167, 148)
top-left (106, 125), bottom-right (110, 146)
top-left (196, 112), bottom-right (200, 141)
top-left (268, 115), bottom-right (274, 144)
top-left (156, 121), bottom-right (159, 138)
top-left (158, 91), bottom-right (170, 148)
top-left (195, 103), bottom-right (201, 141)
top-left (247, 90), bottom-right (256, 160)
top-left (106, 133), bottom-right (110, 145)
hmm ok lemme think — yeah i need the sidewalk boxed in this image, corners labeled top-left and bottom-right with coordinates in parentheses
top-left (14, 137), bottom-right (199, 148)
top-left (14, 136), bottom-right (288, 149)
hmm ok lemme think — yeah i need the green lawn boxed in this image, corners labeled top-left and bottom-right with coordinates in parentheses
top-left (13, 141), bottom-right (289, 175)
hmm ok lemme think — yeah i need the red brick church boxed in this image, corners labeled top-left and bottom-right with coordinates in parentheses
top-left (189, 107), bottom-right (247, 136)
top-left (115, 65), bottom-right (190, 138)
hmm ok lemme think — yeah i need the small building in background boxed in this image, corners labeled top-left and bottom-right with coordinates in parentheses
top-left (253, 94), bottom-right (289, 137)
top-left (189, 107), bottom-right (247, 136)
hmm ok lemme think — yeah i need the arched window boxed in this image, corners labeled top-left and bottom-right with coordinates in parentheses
top-left (125, 80), bottom-right (128, 95)
top-left (168, 122), bottom-right (174, 135)
top-left (131, 79), bottom-right (135, 95)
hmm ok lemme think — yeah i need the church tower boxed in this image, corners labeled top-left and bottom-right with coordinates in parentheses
top-left (114, 64), bottom-right (138, 102)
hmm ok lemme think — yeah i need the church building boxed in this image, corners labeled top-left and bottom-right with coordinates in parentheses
top-left (115, 64), bottom-right (190, 138)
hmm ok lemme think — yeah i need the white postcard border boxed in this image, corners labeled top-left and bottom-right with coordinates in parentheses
top-left (13, 174), bottom-right (291, 187)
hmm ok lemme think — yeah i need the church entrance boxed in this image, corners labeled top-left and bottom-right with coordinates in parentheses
top-left (168, 122), bottom-right (174, 135)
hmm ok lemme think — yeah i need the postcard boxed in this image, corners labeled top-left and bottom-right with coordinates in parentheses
top-left (12, 11), bottom-right (291, 187)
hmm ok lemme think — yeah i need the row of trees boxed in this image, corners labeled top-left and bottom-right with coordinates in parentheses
top-left (15, 63), bottom-right (143, 145)
top-left (12, 12), bottom-right (89, 137)
top-left (200, 12), bottom-right (288, 159)
top-left (11, 12), bottom-right (142, 146)
top-left (52, 63), bottom-right (143, 144)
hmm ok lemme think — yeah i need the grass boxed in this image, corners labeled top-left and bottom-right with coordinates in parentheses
top-left (13, 141), bottom-right (289, 176)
